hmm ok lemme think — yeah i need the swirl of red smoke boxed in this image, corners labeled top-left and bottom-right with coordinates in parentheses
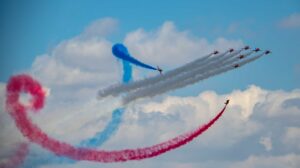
top-left (6, 74), bottom-right (228, 163)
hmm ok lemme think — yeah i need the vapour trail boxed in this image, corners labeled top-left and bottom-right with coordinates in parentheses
top-left (124, 52), bottom-right (265, 103)
top-left (122, 50), bottom-right (246, 103)
top-left (155, 52), bottom-right (261, 95)
top-left (145, 49), bottom-right (255, 95)
top-left (112, 43), bottom-right (157, 71)
top-left (6, 74), bottom-right (228, 163)
top-left (123, 55), bottom-right (238, 103)
top-left (133, 49), bottom-right (247, 92)
top-left (0, 143), bottom-right (28, 168)
top-left (98, 49), bottom-right (245, 98)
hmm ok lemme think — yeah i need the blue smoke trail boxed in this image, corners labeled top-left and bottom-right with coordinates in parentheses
top-left (122, 60), bottom-right (132, 83)
top-left (79, 108), bottom-right (124, 147)
top-left (112, 43), bottom-right (157, 71)
top-left (79, 60), bottom-right (131, 148)
top-left (77, 50), bottom-right (132, 148)
top-left (21, 50), bottom-right (132, 168)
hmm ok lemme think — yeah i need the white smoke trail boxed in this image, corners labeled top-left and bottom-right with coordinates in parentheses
top-left (123, 52), bottom-right (265, 103)
top-left (121, 49), bottom-right (246, 101)
top-left (98, 49), bottom-right (244, 98)
top-left (153, 51), bottom-right (261, 98)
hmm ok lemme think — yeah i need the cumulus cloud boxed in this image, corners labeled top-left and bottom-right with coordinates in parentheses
top-left (81, 17), bottom-right (118, 39)
top-left (124, 21), bottom-right (244, 67)
top-left (105, 86), bottom-right (299, 150)
top-left (23, 86), bottom-right (299, 168)
top-left (279, 13), bottom-right (300, 29)
top-left (282, 127), bottom-right (300, 150)
top-left (1, 81), bottom-right (300, 167)
top-left (229, 154), bottom-right (300, 168)
top-left (31, 31), bottom-right (118, 88)
top-left (131, 85), bottom-right (265, 148)
top-left (254, 89), bottom-right (300, 118)
top-left (37, 155), bottom-right (300, 168)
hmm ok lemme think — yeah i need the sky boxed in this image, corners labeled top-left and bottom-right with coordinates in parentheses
top-left (0, 0), bottom-right (300, 168)
top-left (1, 0), bottom-right (300, 92)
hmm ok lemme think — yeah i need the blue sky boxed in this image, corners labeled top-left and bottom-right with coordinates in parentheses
top-left (1, 0), bottom-right (300, 93)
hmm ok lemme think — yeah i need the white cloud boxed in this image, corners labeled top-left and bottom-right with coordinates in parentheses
top-left (130, 85), bottom-right (266, 148)
top-left (282, 127), bottom-right (300, 150)
top-left (81, 17), bottom-right (118, 39)
top-left (255, 89), bottom-right (300, 118)
top-left (42, 154), bottom-right (300, 168)
top-left (31, 34), bottom-right (119, 88)
top-left (229, 154), bottom-right (300, 168)
top-left (124, 21), bottom-right (244, 67)
top-left (107, 85), bottom-right (298, 150)
top-left (2, 82), bottom-right (300, 167)
top-left (279, 13), bottom-right (300, 29)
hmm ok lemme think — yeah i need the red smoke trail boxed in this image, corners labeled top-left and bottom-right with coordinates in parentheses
top-left (6, 74), bottom-right (228, 163)
top-left (0, 143), bottom-right (29, 168)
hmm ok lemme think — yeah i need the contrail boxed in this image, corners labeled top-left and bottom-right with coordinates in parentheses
top-left (121, 50), bottom-right (247, 103)
top-left (155, 49), bottom-right (249, 88)
top-left (6, 74), bottom-right (228, 163)
top-left (98, 48), bottom-right (244, 98)
top-left (123, 52), bottom-right (265, 103)
top-left (155, 52), bottom-right (262, 97)
top-left (0, 143), bottom-right (28, 168)
top-left (124, 51), bottom-right (263, 103)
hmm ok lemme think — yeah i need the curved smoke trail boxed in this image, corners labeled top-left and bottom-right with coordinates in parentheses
top-left (22, 54), bottom-right (133, 168)
top-left (6, 74), bottom-right (228, 163)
